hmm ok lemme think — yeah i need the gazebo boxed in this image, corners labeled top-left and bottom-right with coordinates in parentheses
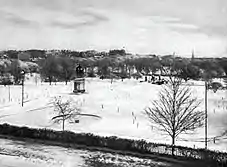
top-left (73, 64), bottom-right (85, 93)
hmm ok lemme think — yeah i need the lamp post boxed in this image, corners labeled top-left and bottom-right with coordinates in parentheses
top-left (21, 70), bottom-right (25, 107)
top-left (205, 80), bottom-right (208, 149)
top-left (8, 85), bottom-right (10, 102)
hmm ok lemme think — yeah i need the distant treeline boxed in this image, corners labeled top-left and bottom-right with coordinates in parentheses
top-left (0, 49), bottom-right (125, 59)
top-left (1, 49), bottom-right (227, 85)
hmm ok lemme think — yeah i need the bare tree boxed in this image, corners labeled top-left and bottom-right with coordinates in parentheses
top-left (52, 96), bottom-right (101, 131)
top-left (40, 56), bottom-right (61, 85)
top-left (145, 76), bottom-right (204, 155)
top-left (52, 96), bottom-right (81, 131)
top-left (57, 56), bottom-right (75, 85)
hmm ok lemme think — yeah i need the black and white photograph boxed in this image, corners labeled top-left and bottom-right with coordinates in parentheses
top-left (0, 0), bottom-right (227, 166)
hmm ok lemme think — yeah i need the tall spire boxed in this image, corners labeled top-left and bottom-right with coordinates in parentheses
top-left (191, 49), bottom-right (195, 60)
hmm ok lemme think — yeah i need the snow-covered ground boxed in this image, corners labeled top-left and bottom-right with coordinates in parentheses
top-left (0, 138), bottom-right (172, 167)
top-left (0, 74), bottom-right (227, 152)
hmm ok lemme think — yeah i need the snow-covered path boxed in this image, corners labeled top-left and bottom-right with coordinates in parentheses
top-left (0, 138), bottom-right (85, 167)
top-left (0, 138), bottom-right (172, 167)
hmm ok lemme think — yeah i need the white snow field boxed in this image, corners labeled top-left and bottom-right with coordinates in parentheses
top-left (0, 74), bottom-right (227, 153)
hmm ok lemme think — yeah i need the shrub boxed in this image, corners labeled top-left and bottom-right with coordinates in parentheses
top-left (0, 73), bottom-right (14, 85)
top-left (87, 70), bottom-right (96, 77)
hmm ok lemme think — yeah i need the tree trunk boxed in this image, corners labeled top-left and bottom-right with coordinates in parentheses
top-left (129, 68), bottom-right (131, 78)
top-left (171, 135), bottom-right (175, 156)
top-left (65, 71), bottom-right (68, 85)
top-left (49, 77), bottom-right (52, 85)
top-left (62, 118), bottom-right (65, 131)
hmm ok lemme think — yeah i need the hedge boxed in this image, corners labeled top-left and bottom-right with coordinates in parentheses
top-left (0, 123), bottom-right (226, 166)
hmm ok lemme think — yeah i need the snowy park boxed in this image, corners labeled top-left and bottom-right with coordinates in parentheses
top-left (0, 74), bottom-right (227, 153)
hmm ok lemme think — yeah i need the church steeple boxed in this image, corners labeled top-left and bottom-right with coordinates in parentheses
top-left (191, 49), bottom-right (195, 61)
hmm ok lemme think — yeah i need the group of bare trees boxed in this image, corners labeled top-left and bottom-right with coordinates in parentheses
top-left (2, 49), bottom-right (227, 86)
top-left (0, 59), bottom-right (39, 85)
top-left (78, 55), bottom-right (226, 83)
top-left (40, 55), bottom-right (75, 85)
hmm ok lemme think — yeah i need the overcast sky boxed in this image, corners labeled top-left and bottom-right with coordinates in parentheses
top-left (0, 0), bottom-right (226, 57)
